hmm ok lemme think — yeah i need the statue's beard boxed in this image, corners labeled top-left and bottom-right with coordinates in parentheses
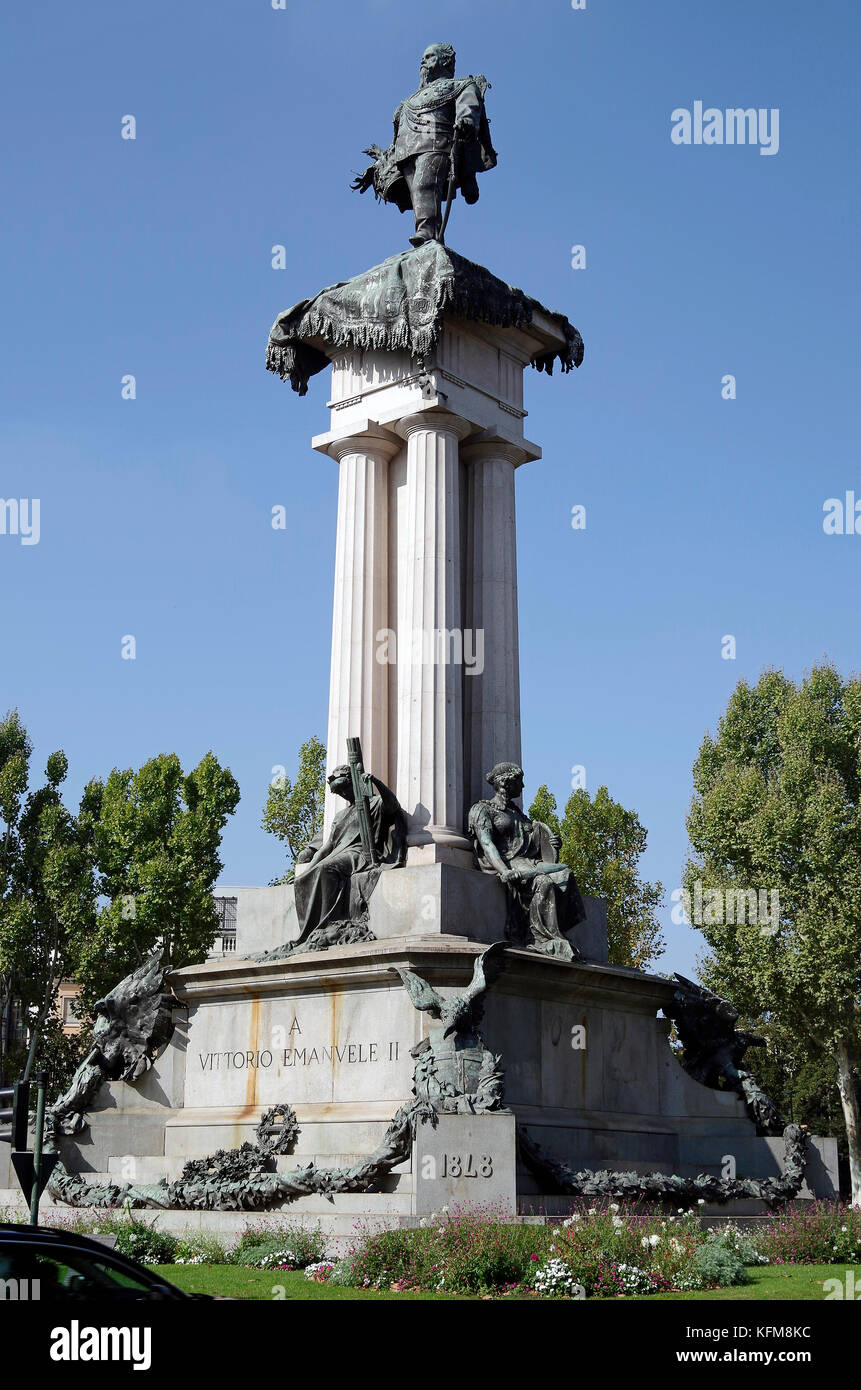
top-left (420, 64), bottom-right (452, 87)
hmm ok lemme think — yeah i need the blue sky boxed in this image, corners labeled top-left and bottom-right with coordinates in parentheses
top-left (2, 1), bottom-right (858, 975)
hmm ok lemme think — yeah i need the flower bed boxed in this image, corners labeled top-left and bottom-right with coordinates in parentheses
top-left (324, 1201), bottom-right (751, 1297)
top-left (755, 1202), bottom-right (861, 1265)
top-left (13, 1199), bottom-right (861, 1293)
top-left (2, 1208), bottom-right (328, 1270)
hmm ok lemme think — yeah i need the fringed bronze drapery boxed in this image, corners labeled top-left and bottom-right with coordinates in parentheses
top-left (266, 241), bottom-right (584, 395)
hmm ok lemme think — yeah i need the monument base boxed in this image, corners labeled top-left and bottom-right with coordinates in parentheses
top-left (6, 937), bottom-right (837, 1234)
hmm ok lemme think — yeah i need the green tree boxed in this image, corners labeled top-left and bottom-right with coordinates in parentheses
top-left (685, 664), bottom-right (861, 1205)
top-left (528, 783), bottom-right (665, 970)
top-left (739, 1016), bottom-right (849, 1168)
top-left (261, 736), bottom-right (327, 883)
top-left (0, 709), bottom-right (93, 1081)
top-left (1, 719), bottom-right (241, 1070)
top-left (71, 750), bottom-right (240, 1016)
top-left (526, 785), bottom-right (561, 838)
top-left (3, 1015), bottom-right (86, 1100)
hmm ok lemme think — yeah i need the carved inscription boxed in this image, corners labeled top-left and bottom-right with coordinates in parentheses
top-left (198, 1036), bottom-right (401, 1071)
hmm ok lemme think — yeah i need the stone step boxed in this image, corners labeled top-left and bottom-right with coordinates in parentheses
top-left (0, 1196), bottom-right (419, 1249)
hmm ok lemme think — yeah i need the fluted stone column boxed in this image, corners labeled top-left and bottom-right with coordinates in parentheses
top-left (394, 411), bottom-right (474, 861)
top-left (462, 440), bottom-right (524, 812)
top-left (322, 430), bottom-right (398, 836)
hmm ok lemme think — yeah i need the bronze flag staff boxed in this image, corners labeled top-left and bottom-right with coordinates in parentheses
top-left (346, 736), bottom-right (378, 866)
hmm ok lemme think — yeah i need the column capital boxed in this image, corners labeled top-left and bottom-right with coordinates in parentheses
top-left (460, 431), bottom-right (542, 468)
top-left (394, 410), bottom-right (476, 444)
top-left (312, 420), bottom-right (401, 463)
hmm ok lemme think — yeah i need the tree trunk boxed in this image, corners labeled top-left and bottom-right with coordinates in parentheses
top-left (23, 917), bottom-right (61, 1082)
top-left (835, 1037), bottom-right (861, 1207)
top-left (22, 986), bottom-right (54, 1082)
top-left (0, 982), bottom-right (9, 1083)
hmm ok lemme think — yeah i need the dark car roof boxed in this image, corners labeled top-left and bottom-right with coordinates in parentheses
top-left (0, 1222), bottom-right (115, 1251)
top-left (0, 1222), bottom-right (201, 1297)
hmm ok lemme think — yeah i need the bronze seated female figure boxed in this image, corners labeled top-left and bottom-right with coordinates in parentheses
top-left (468, 762), bottom-right (586, 961)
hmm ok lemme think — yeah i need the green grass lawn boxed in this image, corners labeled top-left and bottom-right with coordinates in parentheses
top-left (631, 1265), bottom-right (854, 1302)
top-left (148, 1263), bottom-right (856, 1302)
top-left (147, 1265), bottom-right (473, 1300)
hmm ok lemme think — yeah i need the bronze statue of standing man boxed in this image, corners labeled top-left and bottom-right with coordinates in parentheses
top-left (351, 42), bottom-right (497, 246)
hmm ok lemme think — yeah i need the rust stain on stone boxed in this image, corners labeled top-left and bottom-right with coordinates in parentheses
top-left (581, 1014), bottom-right (588, 1099)
top-left (246, 997), bottom-right (262, 1107)
top-left (329, 985), bottom-right (342, 1101)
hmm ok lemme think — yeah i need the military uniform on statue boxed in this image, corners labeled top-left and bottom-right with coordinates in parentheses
top-left (352, 42), bottom-right (497, 245)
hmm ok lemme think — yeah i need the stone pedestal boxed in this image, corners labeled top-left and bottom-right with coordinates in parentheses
top-left (412, 1113), bottom-right (517, 1216)
top-left (227, 876), bottom-right (607, 960)
top-left (367, 860), bottom-right (508, 944)
top-left (21, 942), bottom-right (837, 1236)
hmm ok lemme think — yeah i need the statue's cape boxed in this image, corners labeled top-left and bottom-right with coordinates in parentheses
top-left (266, 241), bottom-right (584, 395)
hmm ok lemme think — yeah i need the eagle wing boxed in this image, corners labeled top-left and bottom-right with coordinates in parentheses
top-left (390, 966), bottom-right (444, 1018)
top-left (468, 940), bottom-right (507, 998)
top-left (454, 941), bottom-right (508, 1029)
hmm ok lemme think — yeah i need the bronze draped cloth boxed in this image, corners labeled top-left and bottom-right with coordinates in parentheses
top-left (292, 792), bottom-right (393, 948)
top-left (265, 241), bottom-right (584, 396)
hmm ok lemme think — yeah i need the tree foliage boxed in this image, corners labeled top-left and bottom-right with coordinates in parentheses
top-left (261, 736), bottom-right (326, 882)
top-left (528, 783), bottom-right (665, 970)
top-left (738, 1014), bottom-right (850, 1171)
top-left (0, 709), bottom-right (92, 1079)
top-left (685, 664), bottom-right (861, 1203)
top-left (73, 751), bottom-right (241, 1015)
top-left (0, 709), bottom-right (241, 1071)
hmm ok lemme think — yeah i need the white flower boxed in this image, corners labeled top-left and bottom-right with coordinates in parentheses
top-left (531, 1257), bottom-right (582, 1298)
top-left (649, 1233), bottom-right (660, 1247)
top-left (609, 1203), bottom-right (619, 1213)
